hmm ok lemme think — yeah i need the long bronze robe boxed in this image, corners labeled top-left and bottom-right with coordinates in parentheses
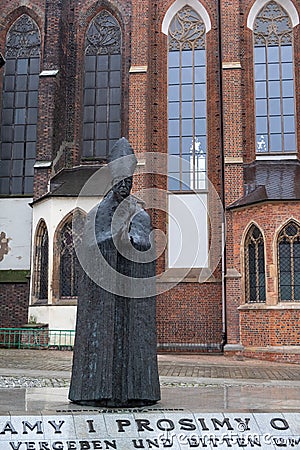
top-left (69, 191), bottom-right (160, 406)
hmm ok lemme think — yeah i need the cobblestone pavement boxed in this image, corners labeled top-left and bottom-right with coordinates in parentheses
top-left (0, 348), bottom-right (300, 385)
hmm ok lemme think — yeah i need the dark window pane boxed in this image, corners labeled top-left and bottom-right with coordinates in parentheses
top-left (2, 125), bottom-right (13, 142)
top-left (96, 72), bottom-right (108, 88)
top-left (95, 123), bottom-right (107, 140)
top-left (84, 72), bottom-right (96, 88)
top-left (24, 177), bottom-right (33, 194)
top-left (83, 106), bottom-right (94, 123)
top-left (4, 75), bottom-right (15, 91)
top-left (83, 123), bottom-right (94, 140)
top-left (26, 142), bottom-right (36, 159)
top-left (109, 105), bottom-right (120, 121)
top-left (15, 92), bottom-right (26, 107)
top-left (26, 125), bottom-right (36, 141)
top-left (17, 59), bottom-right (28, 75)
top-left (12, 143), bottom-right (24, 159)
top-left (1, 143), bottom-right (12, 159)
top-left (97, 55), bottom-right (108, 71)
top-left (96, 106), bottom-right (107, 122)
top-left (25, 159), bottom-right (35, 176)
top-left (14, 125), bottom-right (25, 142)
top-left (5, 59), bottom-right (16, 75)
top-left (109, 88), bottom-right (121, 104)
top-left (0, 160), bottom-right (11, 176)
top-left (28, 75), bottom-right (39, 90)
top-left (3, 93), bottom-right (14, 108)
top-left (29, 58), bottom-right (40, 74)
top-left (11, 177), bottom-right (23, 194)
top-left (2, 109), bottom-right (14, 125)
top-left (28, 108), bottom-right (38, 124)
top-left (28, 91), bottom-right (38, 106)
top-left (0, 178), bottom-right (10, 194)
top-left (110, 71), bottom-right (120, 87)
top-left (95, 140), bottom-right (107, 157)
top-left (12, 159), bottom-right (23, 176)
top-left (84, 89), bottom-right (95, 106)
top-left (16, 75), bottom-right (27, 90)
top-left (82, 140), bottom-right (94, 157)
top-left (110, 54), bottom-right (121, 70)
top-left (97, 89), bottom-right (108, 105)
top-left (15, 109), bottom-right (26, 124)
top-left (85, 55), bottom-right (96, 72)
top-left (109, 122), bottom-right (120, 139)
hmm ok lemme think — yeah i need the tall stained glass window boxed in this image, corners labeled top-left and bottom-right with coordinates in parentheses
top-left (254, 1), bottom-right (296, 154)
top-left (168, 6), bottom-right (207, 190)
top-left (0, 15), bottom-right (41, 195)
top-left (245, 225), bottom-right (266, 303)
top-left (278, 221), bottom-right (300, 302)
top-left (82, 11), bottom-right (122, 159)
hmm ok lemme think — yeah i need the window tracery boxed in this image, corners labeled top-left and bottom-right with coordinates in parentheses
top-left (278, 221), bottom-right (300, 302)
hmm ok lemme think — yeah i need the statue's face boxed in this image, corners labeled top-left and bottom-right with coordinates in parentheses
top-left (112, 177), bottom-right (133, 200)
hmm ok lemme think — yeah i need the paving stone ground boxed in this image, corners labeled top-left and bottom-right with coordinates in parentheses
top-left (0, 348), bottom-right (300, 383)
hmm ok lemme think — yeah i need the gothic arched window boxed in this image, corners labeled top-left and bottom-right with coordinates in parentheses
top-left (245, 225), bottom-right (266, 303)
top-left (168, 6), bottom-right (206, 191)
top-left (0, 15), bottom-right (41, 195)
top-left (278, 221), bottom-right (300, 302)
top-left (59, 212), bottom-right (85, 298)
top-left (254, 1), bottom-right (296, 154)
top-left (82, 10), bottom-right (122, 159)
top-left (34, 221), bottom-right (49, 302)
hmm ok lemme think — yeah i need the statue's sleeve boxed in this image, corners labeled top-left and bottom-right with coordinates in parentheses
top-left (129, 209), bottom-right (153, 251)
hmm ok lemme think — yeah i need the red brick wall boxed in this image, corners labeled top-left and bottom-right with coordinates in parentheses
top-left (0, 283), bottom-right (29, 328)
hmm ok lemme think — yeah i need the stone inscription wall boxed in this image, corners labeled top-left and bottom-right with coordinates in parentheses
top-left (1, 412), bottom-right (300, 449)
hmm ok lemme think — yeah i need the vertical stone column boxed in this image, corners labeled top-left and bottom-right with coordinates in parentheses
top-left (220, 0), bottom-right (245, 352)
top-left (34, 0), bottom-right (67, 200)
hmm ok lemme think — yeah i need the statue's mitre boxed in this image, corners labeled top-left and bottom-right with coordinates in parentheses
top-left (108, 137), bottom-right (137, 180)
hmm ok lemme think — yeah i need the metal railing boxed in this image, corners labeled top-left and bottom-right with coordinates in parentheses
top-left (0, 328), bottom-right (75, 350)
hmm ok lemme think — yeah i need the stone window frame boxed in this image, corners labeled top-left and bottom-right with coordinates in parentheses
top-left (251, 0), bottom-right (298, 156)
top-left (82, 9), bottom-right (122, 161)
top-left (166, 4), bottom-right (208, 192)
top-left (32, 219), bottom-right (49, 304)
top-left (0, 14), bottom-right (41, 195)
top-left (277, 219), bottom-right (300, 302)
top-left (244, 223), bottom-right (267, 303)
top-left (52, 209), bottom-right (86, 303)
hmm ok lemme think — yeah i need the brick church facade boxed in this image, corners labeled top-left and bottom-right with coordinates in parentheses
top-left (0, 0), bottom-right (299, 362)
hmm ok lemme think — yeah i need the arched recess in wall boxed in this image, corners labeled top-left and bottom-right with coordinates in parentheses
top-left (244, 223), bottom-right (266, 303)
top-left (32, 220), bottom-right (49, 304)
top-left (82, 9), bottom-right (122, 160)
top-left (53, 209), bottom-right (86, 302)
top-left (0, 14), bottom-right (41, 195)
top-left (163, 0), bottom-right (210, 268)
top-left (277, 219), bottom-right (300, 302)
top-left (249, 0), bottom-right (298, 156)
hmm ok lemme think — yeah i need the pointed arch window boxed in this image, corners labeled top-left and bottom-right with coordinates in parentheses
top-left (82, 10), bottom-right (122, 159)
top-left (168, 5), bottom-right (207, 190)
top-left (59, 212), bottom-right (85, 298)
top-left (34, 221), bottom-right (49, 302)
top-left (0, 14), bottom-right (41, 195)
top-left (254, 1), bottom-right (296, 154)
top-left (245, 225), bottom-right (266, 303)
top-left (278, 221), bottom-right (300, 302)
